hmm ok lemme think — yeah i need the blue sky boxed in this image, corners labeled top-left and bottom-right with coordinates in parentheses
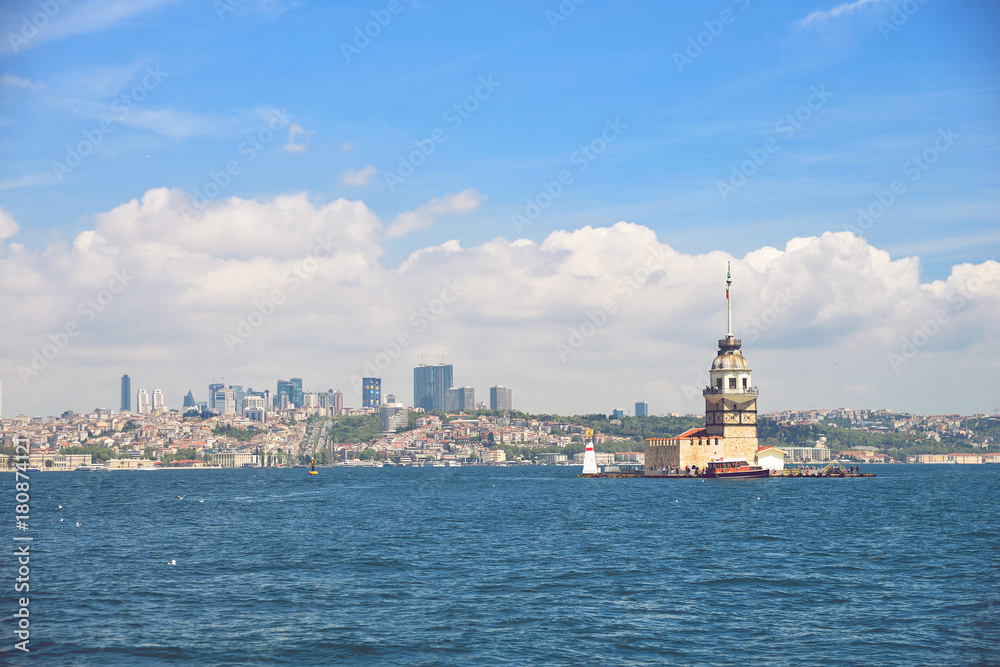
top-left (0, 0), bottom-right (998, 416)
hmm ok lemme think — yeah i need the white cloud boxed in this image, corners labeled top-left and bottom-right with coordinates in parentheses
top-left (340, 165), bottom-right (378, 186)
top-left (386, 188), bottom-right (484, 239)
top-left (0, 0), bottom-right (183, 54)
top-left (0, 205), bottom-right (19, 240)
top-left (795, 0), bottom-right (886, 28)
top-left (0, 191), bottom-right (997, 419)
top-left (1, 74), bottom-right (44, 91)
top-left (282, 123), bottom-right (313, 152)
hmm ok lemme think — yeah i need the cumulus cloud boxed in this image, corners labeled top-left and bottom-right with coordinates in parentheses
top-left (795, 0), bottom-right (886, 28)
top-left (340, 165), bottom-right (378, 186)
top-left (0, 190), bottom-right (997, 419)
top-left (0, 205), bottom-right (19, 240)
top-left (386, 189), bottom-right (484, 239)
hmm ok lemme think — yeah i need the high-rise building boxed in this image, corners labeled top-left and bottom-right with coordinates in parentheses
top-left (332, 390), bottom-right (344, 415)
top-left (612, 409), bottom-right (625, 420)
top-left (290, 378), bottom-right (303, 407)
top-left (635, 402), bottom-right (649, 417)
top-left (183, 390), bottom-right (196, 408)
top-left (121, 374), bottom-right (131, 412)
top-left (385, 393), bottom-right (397, 404)
top-left (214, 387), bottom-right (236, 415)
top-left (362, 377), bottom-right (381, 408)
top-left (152, 388), bottom-right (165, 413)
top-left (379, 403), bottom-right (409, 433)
top-left (445, 386), bottom-right (475, 412)
top-left (137, 388), bottom-right (151, 414)
top-left (208, 382), bottom-right (224, 412)
top-left (490, 385), bottom-right (513, 411)
top-left (413, 364), bottom-right (453, 412)
top-left (276, 379), bottom-right (295, 407)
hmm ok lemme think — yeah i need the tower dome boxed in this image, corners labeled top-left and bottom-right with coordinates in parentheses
top-left (711, 348), bottom-right (751, 372)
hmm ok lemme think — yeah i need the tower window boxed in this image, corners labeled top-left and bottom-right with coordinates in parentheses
top-left (728, 378), bottom-right (737, 389)
top-left (742, 378), bottom-right (748, 389)
top-left (716, 379), bottom-right (722, 389)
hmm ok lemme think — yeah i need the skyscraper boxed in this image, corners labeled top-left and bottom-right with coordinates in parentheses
top-left (121, 374), bottom-right (131, 412)
top-left (413, 364), bottom-right (453, 412)
top-left (276, 379), bottom-right (294, 407)
top-left (183, 390), bottom-right (196, 408)
top-left (362, 377), bottom-right (381, 408)
top-left (290, 378), bottom-right (303, 407)
top-left (152, 388), bottom-right (165, 413)
top-left (332, 390), bottom-right (344, 415)
top-left (490, 385), bottom-right (513, 411)
top-left (635, 402), bottom-right (649, 417)
top-left (137, 388), bottom-right (150, 414)
top-left (208, 382), bottom-right (224, 412)
top-left (445, 386), bottom-right (475, 412)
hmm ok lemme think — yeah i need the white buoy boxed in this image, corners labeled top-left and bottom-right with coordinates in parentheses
top-left (582, 441), bottom-right (599, 475)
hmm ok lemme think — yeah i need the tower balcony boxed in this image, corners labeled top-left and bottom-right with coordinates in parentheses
top-left (718, 337), bottom-right (742, 350)
top-left (703, 386), bottom-right (759, 397)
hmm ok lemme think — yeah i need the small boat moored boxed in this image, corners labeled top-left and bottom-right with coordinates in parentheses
top-left (705, 458), bottom-right (769, 479)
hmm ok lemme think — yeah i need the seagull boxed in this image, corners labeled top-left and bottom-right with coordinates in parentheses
top-left (166, 559), bottom-right (177, 566)
top-left (198, 499), bottom-right (204, 503)
top-left (76, 522), bottom-right (83, 527)
top-left (176, 495), bottom-right (186, 499)
top-left (58, 518), bottom-right (64, 522)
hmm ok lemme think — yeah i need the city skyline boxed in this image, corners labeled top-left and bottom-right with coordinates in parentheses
top-left (1, 1), bottom-right (998, 418)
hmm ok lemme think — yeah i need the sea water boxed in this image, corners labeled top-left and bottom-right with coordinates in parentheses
top-left (3, 464), bottom-right (998, 665)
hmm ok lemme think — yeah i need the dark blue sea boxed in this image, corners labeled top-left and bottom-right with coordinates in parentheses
top-left (3, 464), bottom-right (998, 666)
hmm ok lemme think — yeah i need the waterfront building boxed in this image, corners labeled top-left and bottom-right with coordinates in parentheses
top-left (214, 449), bottom-right (254, 468)
top-left (490, 385), bottom-right (513, 411)
top-left (363, 377), bottom-right (382, 408)
top-left (414, 364), bottom-right (453, 412)
top-left (635, 401), bottom-right (648, 417)
top-left (121, 374), bottom-right (131, 412)
top-left (646, 265), bottom-right (760, 472)
top-left (756, 446), bottom-right (786, 472)
top-left (782, 446), bottom-right (831, 464)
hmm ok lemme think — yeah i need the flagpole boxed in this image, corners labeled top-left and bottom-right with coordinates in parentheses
top-left (726, 262), bottom-right (732, 336)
